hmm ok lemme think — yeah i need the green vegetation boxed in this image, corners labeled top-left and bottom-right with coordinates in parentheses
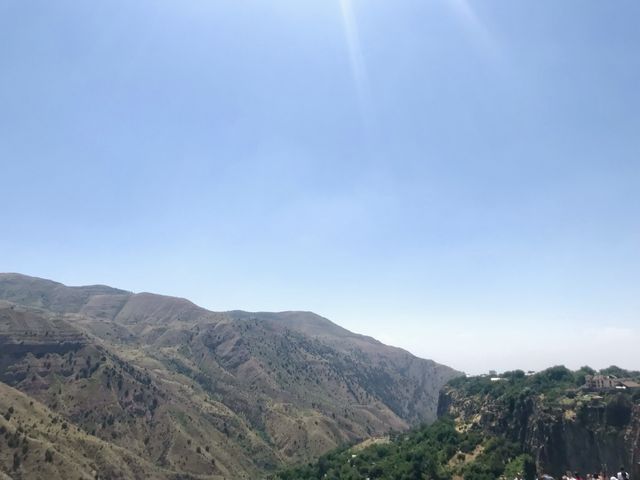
top-left (274, 366), bottom-right (639, 480)
top-left (448, 366), bottom-right (581, 401)
top-left (272, 417), bottom-right (535, 480)
top-left (449, 365), bottom-right (638, 406)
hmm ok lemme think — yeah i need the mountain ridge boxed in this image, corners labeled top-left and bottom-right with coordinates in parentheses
top-left (0, 272), bottom-right (460, 478)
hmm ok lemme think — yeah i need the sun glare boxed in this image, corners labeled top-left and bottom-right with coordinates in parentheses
top-left (339, 0), bottom-right (373, 127)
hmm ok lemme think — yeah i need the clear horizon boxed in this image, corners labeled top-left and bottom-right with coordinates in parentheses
top-left (2, 1), bottom-right (639, 375)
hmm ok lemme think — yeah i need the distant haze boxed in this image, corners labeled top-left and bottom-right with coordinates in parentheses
top-left (2, 1), bottom-right (639, 374)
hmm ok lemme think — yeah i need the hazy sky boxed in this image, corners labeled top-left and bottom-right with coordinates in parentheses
top-left (1, 1), bottom-right (639, 374)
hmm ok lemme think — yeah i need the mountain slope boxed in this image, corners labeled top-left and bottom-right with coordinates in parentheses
top-left (0, 273), bottom-right (460, 477)
top-left (0, 301), bottom-right (278, 478)
top-left (0, 379), bottom-right (179, 480)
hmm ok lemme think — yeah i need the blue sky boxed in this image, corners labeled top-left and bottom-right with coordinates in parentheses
top-left (1, 0), bottom-right (639, 373)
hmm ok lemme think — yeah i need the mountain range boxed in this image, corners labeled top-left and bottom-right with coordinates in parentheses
top-left (0, 273), bottom-right (459, 479)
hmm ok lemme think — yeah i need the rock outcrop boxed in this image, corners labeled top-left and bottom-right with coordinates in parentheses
top-left (439, 371), bottom-right (640, 477)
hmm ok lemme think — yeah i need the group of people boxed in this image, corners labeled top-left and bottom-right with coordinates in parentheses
top-left (529, 467), bottom-right (631, 480)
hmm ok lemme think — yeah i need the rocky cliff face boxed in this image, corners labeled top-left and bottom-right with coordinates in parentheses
top-left (439, 375), bottom-right (640, 478)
